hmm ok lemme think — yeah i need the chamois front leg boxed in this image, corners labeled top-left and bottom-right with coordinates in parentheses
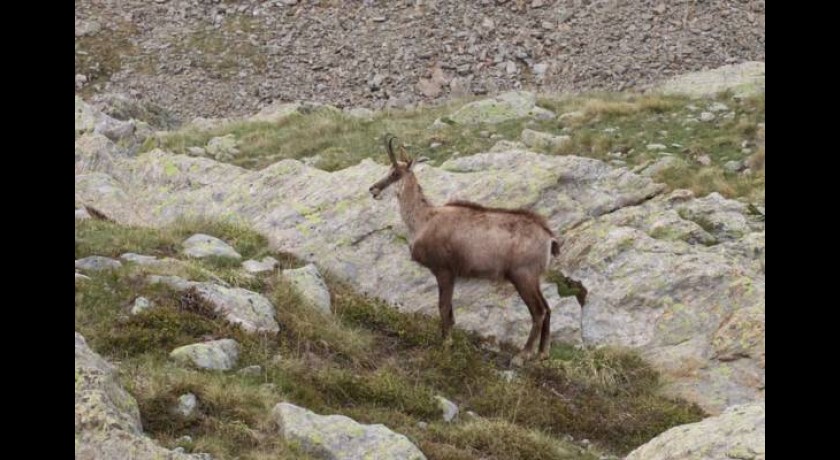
top-left (434, 270), bottom-right (456, 345)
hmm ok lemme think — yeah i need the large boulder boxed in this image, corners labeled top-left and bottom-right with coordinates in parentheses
top-left (655, 61), bottom-right (765, 98)
top-left (77, 142), bottom-right (764, 413)
top-left (273, 402), bottom-right (426, 460)
top-left (446, 91), bottom-right (555, 125)
top-left (626, 402), bottom-right (765, 460)
top-left (75, 332), bottom-right (209, 458)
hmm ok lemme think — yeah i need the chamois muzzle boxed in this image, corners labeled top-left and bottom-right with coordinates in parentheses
top-left (369, 185), bottom-right (383, 200)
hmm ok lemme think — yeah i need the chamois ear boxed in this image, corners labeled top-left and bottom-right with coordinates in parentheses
top-left (399, 147), bottom-right (411, 164)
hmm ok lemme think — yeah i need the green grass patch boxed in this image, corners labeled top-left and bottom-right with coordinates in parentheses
top-left (146, 91), bottom-right (764, 202)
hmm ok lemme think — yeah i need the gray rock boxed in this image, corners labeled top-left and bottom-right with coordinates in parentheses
top-left (242, 256), bottom-right (279, 274)
top-left (345, 107), bottom-right (376, 121)
top-left (489, 140), bottom-right (527, 152)
top-left (435, 396), bottom-right (459, 422)
top-left (448, 91), bottom-right (553, 125)
top-left (273, 402), bottom-right (426, 460)
top-left (700, 112), bottom-right (716, 122)
top-left (75, 272), bottom-right (91, 283)
top-left (626, 403), bottom-right (765, 460)
top-left (238, 365), bottom-right (262, 376)
top-left (639, 157), bottom-right (686, 177)
top-left (724, 160), bottom-right (745, 173)
top-left (170, 339), bottom-right (240, 371)
top-left (656, 61), bottom-right (766, 98)
top-left (175, 393), bottom-right (198, 417)
top-left (521, 129), bottom-right (571, 151)
top-left (646, 143), bottom-right (667, 151)
top-left (147, 275), bottom-right (197, 291)
top-left (187, 146), bottom-right (207, 157)
top-left (282, 264), bottom-right (331, 314)
top-left (76, 208), bottom-right (92, 220)
top-left (75, 333), bottom-right (208, 459)
top-left (182, 234), bottom-right (242, 260)
top-left (191, 283), bottom-right (280, 333)
top-left (205, 135), bottom-right (240, 162)
top-left (130, 297), bottom-right (155, 315)
top-left (75, 256), bottom-right (122, 273)
top-left (75, 133), bottom-right (119, 175)
top-left (697, 154), bottom-right (712, 166)
top-left (709, 102), bottom-right (730, 112)
top-left (120, 253), bottom-right (161, 266)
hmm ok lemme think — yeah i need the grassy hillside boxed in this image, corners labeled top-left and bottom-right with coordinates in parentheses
top-left (145, 91), bottom-right (765, 203)
top-left (75, 218), bottom-right (705, 459)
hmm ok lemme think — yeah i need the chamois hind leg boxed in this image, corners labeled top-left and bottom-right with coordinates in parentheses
top-left (434, 270), bottom-right (456, 345)
top-left (537, 288), bottom-right (552, 360)
top-left (509, 273), bottom-right (546, 365)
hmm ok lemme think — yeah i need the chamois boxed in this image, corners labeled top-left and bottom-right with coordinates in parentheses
top-left (369, 136), bottom-right (562, 362)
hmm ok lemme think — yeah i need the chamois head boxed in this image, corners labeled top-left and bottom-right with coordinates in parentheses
top-left (369, 135), bottom-right (416, 200)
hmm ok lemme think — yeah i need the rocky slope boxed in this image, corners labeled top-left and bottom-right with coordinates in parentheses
top-left (75, 92), bottom-right (764, 415)
top-left (75, 0), bottom-right (765, 120)
top-left (626, 402), bottom-right (765, 460)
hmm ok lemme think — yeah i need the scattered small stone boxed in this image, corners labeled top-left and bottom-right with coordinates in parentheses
top-left (242, 256), bottom-right (279, 274)
top-left (75, 74), bottom-right (88, 90)
top-left (75, 208), bottom-right (92, 220)
top-left (498, 370), bottom-right (517, 382)
top-left (489, 140), bottom-right (526, 152)
top-left (238, 365), bottom-right (263, 376)
top-left (175, 393), bottom-right (198, 417)
top-left (646, 143), bottom-right (667, 151)
top-left (282, 264), bottom-right (332, 314)
top-left (75, 256), bottom-right (122, 273)
top-left (699, 112), bottom-right (716, 122)
top-left (429, 142), bottom-right (442, 149)
top-left (205, 135), bottom-right (240, 161)
top-left (709, 102), bottom-right (729, 112)
top-left (521, 129), bottom-right (571, 151)
top-left (130, 297), bottom-right (154, 315)
top-left (75, 272), bottom-right (91, 283)
top-left (170, 339), bottom-right (240, 371)
top-left (479, 130), bottom-right (491, 138)
top-left (187, 146), bottom-right (207, 157)
top-left (119, 253), bottom-right (160, 265)
top-left (372, 16), bottom-right (386, 22)
top-left (724, 160), bottom-right (745, 173)
top-left (435, 396), bottom-right (459, 422)
top-left (417, 421), bottom-right (429, 429)
top-left (176, 435), bottom-right (193, 445)
top-left (697, 155), bottom-right (712, 166)
top-left (182, 234), bottom-right (242, 260)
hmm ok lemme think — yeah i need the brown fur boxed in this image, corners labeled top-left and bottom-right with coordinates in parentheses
top-left (444, 200), bottom-right (556, 238)
top-left (369, 136), bottom-right (563, 362)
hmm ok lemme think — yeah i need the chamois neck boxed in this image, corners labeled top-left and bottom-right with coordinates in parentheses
top-left (397, 172), bottom-right (433, 236)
